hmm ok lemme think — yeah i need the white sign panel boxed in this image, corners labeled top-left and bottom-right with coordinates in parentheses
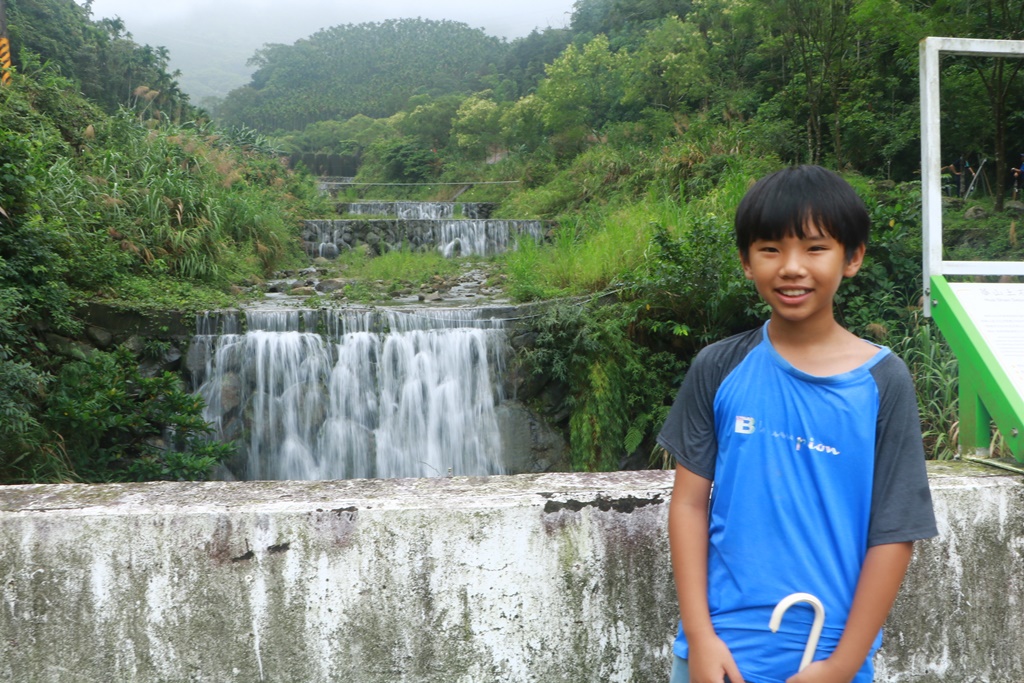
top-left (948, 283), bottom-right (1024, 398)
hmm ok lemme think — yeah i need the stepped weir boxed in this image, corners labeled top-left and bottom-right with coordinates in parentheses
top-left (197, 199), bottom-right (564, 481)
top-left (189, 307), bottom-right (514, 481)
top-left (339, 200), bottom-right (496, 219)
top-left (302, 218), bottom-right (546, 258)
top-left (303, 197), bottom-right (544, 257)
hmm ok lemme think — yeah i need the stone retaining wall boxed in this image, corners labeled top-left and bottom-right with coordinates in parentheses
top-left (0, 463), bottom-right (1020, 682)
top-left (301, 219), bottom-right (546, 257)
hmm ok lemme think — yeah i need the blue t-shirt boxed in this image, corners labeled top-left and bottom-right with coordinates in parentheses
top-left (657, 323), bottom-right (937, 683)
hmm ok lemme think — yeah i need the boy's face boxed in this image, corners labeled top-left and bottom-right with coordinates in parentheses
top-left (741, 222), bottom-right (865, 327)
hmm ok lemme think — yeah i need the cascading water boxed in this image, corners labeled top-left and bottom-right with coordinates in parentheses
top-left (436, 219), bottom-right (545, 257)
top-left (191, 308), bottom-right (508, 481)
top-left (302, 217), bottom-right (545, 258)
top-left (346, 201), bottom-right (454, 219)
top-left (342, 201), bottom-right (495, 220)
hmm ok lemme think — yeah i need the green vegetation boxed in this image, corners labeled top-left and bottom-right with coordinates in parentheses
top-left (0, 0), bottom-right (329, 483)
top-left (7, 0), bottom-right (190, 117)
top-left (5, 0), bottom-right (1023, 480)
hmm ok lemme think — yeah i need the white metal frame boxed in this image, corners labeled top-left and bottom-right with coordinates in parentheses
top-left (920, 37), bottom-right (1024, 316)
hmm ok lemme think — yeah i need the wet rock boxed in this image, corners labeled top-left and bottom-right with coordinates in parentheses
top-left (496, 400), bottom-right (570, 472)
top-left (45, 333), bottom-right (94, 360)
top-left (139, 346), bottom-right (184, 378)
top-left (288, 286), bottom-right (318, 296)
top-left (220, 372), bottom-right (242, 414)
top-left (86, 325), bottom-right (114, 350)
top-left (122, 335), bottom-right (146, 356)
top-left (316, 279), bottom-right (349, 293)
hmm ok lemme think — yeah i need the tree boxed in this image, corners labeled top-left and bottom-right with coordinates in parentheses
top-left (500, 28), bottom-right (573, 99)
top-left (395, 94), bottom-right (465, 150)
top-left (7, 0), bottom-right (191, 117)
top-left (536, 35), bottom-right (626, 150)
top-left (758, 0), bottom-right (859, 165)
top-left (452, 94), bottom-right (504, 159)
top-left (923, 0), bottom-right (1024, 210)
top-left (621, 16), bottom-right (713, 113)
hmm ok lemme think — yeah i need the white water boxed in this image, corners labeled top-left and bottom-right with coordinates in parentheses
top-left (303, 218), bottom-right (544, 258)
top-left (347, 201), bottom-right (454, 219)
top-left (436, 219), bottom-right (544, 257)
top-left (192, 308), bottom-right (508, 481)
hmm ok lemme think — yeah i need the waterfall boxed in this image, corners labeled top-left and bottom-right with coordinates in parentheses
top-left (437, 219), bottom-right (545, 257)
top-left (346, 201), bottom-right (454, 219)
top-left (342, 202), bottom-right (497, 220)
top-left (302, 217), bottom-right (545, 258)
top-left (191, 308), bottom-right (508, 481)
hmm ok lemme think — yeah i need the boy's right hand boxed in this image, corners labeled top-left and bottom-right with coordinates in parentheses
top-left (687, 633), bottom-right (745, 683)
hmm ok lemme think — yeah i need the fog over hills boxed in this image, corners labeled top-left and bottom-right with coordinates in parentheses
top-left (82, 0), bottom-right (575, 101)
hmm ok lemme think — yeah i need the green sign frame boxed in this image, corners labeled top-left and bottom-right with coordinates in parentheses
top-left (929, 276), bottom-right (1024, 461)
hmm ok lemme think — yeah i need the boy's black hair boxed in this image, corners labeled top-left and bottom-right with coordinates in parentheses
top-left (734, 165), bottom-right (870, 262)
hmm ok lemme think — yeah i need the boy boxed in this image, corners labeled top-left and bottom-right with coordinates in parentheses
top-left (658, 165), bottom-right (937, 683)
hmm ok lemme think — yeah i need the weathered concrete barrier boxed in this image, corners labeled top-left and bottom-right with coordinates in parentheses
top-left (0, 463), bottom-right (1020, 682)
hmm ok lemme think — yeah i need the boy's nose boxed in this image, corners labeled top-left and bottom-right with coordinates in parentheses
top-left (779, 251), bottom-right (807, 277)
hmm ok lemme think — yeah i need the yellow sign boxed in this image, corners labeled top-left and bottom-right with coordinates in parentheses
top-left (0, 37), bottom-right (9, 85)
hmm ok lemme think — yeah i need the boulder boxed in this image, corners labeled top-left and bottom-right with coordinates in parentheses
top-left (45, 333), bottom-right (94, 360)
top-left (315, 279), bottom-right (349, 293)
top-left (85, 325), bottom-right (114, 350)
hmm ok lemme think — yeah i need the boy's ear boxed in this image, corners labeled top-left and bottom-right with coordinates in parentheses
top-left (740, 252), bottom-right (754, 280)
top-left (843, 244), bottom-right (867, 277)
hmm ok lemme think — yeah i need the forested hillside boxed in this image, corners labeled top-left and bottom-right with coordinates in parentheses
top-left (7, 0), bottom-right (190, 117)
top-left (216, 19), bottom-right (506, 131)
top-left (226, 0), bottom-right (1024, 208)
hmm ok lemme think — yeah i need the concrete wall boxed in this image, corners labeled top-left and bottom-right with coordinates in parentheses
top-left (0, 463), bottom-right (1020, 682)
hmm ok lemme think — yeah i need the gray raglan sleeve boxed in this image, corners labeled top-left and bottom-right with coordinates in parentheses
top-left (657, 346), bottom-right (721, 480)
top-left (656, 328), bottom-right (761, 481)
top-left (867, 353), bottom-right (939, 546)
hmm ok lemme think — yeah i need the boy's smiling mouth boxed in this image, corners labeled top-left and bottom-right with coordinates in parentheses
top-left (778, 288), bottom-right (812, 297)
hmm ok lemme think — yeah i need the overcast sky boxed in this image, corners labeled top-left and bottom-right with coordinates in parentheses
top-left (86, 0), bottom-right (575, 43)
top-left (82, 0), bottom-right (577, 98)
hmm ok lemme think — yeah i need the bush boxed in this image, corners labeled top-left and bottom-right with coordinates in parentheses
top-left (521, 301), bottom-right (685, 471)
top-left (44, 347), bottom-right (234, 482)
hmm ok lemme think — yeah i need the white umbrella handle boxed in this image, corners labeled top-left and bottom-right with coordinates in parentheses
top-left (769, 592), bottom-right (825, 673)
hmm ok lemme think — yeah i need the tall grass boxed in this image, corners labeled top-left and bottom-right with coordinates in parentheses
top-left (69, 111), bottom-right (320, 288)
top-left (503, 196), bottom-right (691, 299)
top-left (357, 248), bottom-right (462, 284)
top-left (890, 314), bottom-right (960, 459)
top-left (501, 163), bottom-right (757, 302)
